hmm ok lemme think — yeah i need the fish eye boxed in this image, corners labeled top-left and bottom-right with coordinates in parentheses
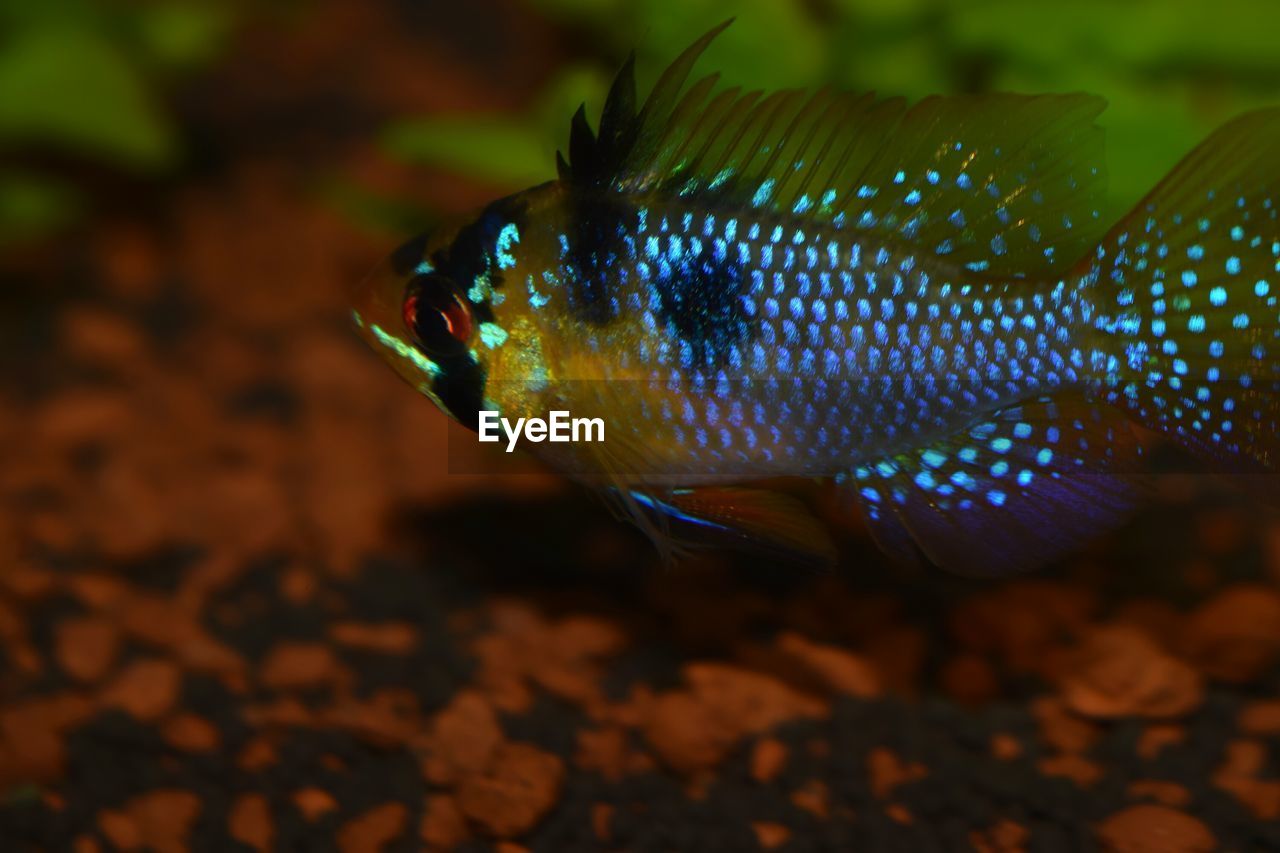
top-left (403, 274), bottom-right (473, 354)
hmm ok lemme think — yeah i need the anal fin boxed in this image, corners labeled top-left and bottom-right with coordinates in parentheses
top-left (845, 397), bottom-right (1147, 576)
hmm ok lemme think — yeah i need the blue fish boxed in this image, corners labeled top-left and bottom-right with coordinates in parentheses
top-left (353, 23), bottom-right (1280, 574)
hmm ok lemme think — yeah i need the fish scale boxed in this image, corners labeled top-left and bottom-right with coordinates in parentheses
top-left (353, 22), bottom-right (1280, 575)
top-left (1091, 167), bottom-right (1280, 467)
top-left (539, 199), bottom-right (1091, 480)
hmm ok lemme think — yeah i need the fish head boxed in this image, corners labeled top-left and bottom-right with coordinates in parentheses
top-left (351, 186), bottom-right (564, 431)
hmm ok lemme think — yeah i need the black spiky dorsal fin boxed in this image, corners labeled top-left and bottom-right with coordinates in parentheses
top-left (597, 50), bottom-right (637, 166)
top-left (560, 20), bottom-right (1112, 276)
top-left (558, 19), bottom-right (731, 189)
top-left (568, 104), bottom-right (598, 181)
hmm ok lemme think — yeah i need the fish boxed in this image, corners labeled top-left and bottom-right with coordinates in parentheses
top-left (352, 22), bottom-right (1280, 575)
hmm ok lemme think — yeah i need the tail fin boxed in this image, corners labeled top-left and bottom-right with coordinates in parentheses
top-left (1085, 108), bottom-right (1280, 472)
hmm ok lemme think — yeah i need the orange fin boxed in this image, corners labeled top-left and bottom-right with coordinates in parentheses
top-left (634, 486), bottom-right (837, 566)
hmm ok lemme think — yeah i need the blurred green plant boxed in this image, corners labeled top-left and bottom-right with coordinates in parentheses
top-left (383, 0), bottom-right (1280, 222)
top-left (380, 65), bottom-right (610, 192)
top-left (0, 0), bottom-right (236, 245)
top-left (2, 782), bottom-right (42, 806)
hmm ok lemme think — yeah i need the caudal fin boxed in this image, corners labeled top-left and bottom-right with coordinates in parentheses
top-left (1086, 108), bottom-right (1280, 472)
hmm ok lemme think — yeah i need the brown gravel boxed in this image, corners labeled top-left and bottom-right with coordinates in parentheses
top-left (644, 691), bottom-right (732, 774)
top-left (790, 779), bottom-right (830, 819)
top-left (259, 641), bottom-right (346, 691)
top-left (293, 788), bottom-right (338, 822)
top-left (0, 694), bottom-right (93, 786)
top-left (2, 3), bottom-right (1279, 850)
top-left (1096, 804), bottom-right (1215, 853)
top-left (776, 631), bottom-right (882, 697)
top-left (101, 790), bottom-right (202, 853)
top-left (456, 742), bottom-right (566, 838)
top-left (330, 621), bottom-right (418, 653)
top-left (1038, 753), bottom-right (1104, 787)
top-left (590, 802), bottom-right (613, 842)
top-left (1137, 723), bottom-right (1187, 760)
top-left (574, 726), bottom-right (633, 781)
top-left (750, 736), bottom-right (789, 783)
top-left (420, 794), bottom-right (468, 850)
top-left (681, 662), bottom-right (827, 738)
top-left (228, 793), bottom-right (273, 852)
top-left (868, 747), bottom-right (928, 799)
top-left (236, 736), bottom-right (278, 772)
top-left (752, 820), bottom-right (791, 849)
top-left (1184, 584), bottom-right (1280, 682)
top-left (337, 802), bottom-right (408, 853)
top-left (1213, 738), bottom-right (1280, 819)
top-left (970, 818), bottom-right (1030, 853)
top-left (1239, 698), bottom-right (1280, 734)
top-left (420, 690), bottom-right (504, 785)
top-left (161, 713), bottom-right (221, 753)
top-left (54, 617), bottom-right (121, 683)
top-left (1127, 780), bottom-right (1192, 808)
top-left (1060, 625), bottom-right (1203, 719)
top-left (990, 733), bottom-right (1023, 761)
top-left (99, 659), bottom-right (182, 722)
top-left (1031, 696), bottom-right (1100, 754)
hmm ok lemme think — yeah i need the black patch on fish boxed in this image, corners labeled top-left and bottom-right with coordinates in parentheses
top-left (561, 194), bottom-right (628, 326)
top-left (389, 232), bottom-right (429, 277)
top-left (651, 247), bottom-right (750, 369)
top-left (431, 194), bottom-right (531, 326)
top-left (410, 194), bottom-right (533, 427)
top-left (432, 351), bottom-right (485, 432)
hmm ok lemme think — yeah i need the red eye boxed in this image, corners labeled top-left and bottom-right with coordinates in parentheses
top-left (402, 291), bottom-right (419, 331)
top-left (439, 296), bottom-right (472, 341)
top-left (404, 274), bottom-right (472, 353)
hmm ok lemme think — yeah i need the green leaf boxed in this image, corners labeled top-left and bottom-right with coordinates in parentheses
top-left (944, 0), bottom-right (1119, 69)
top-left (1106, 0), bottom-right (1280, 72)
top-left (316, 177), bottom-right (434, 237)
top-left (4, 783), bottom-right (43, 805)
top-left (0, 0), bottom-right (95, 31)
top-left (133, 1), bottom-right (237, 70)
top-left (835, 33), bottom-right (952, 98)
top-left (945, 0), bottom-right (1280, 79)
top-left (631, 0), bottom-right (828, 90)
top-left (831, 0), bottom-right (937, 29)
top-left (1096, 97), bottom-right (1214, 219)
top-left (533, 65), bottom-right (610, 157)
top-left (0, 172), bottom-right (79, 244)
top-left (0, 28), bottom-right (176, 170)
top-left (525, 0), bottom-right (626, 19)
top-left (381, 117), bottom-right (554, 188)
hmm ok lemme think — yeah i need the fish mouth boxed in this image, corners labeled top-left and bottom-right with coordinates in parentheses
top-left (351, 248), bottom-right (444, 396)
top-left (351, 238), bottom-right (487, 430)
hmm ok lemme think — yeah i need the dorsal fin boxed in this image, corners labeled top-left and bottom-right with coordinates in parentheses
top-left (560, 23), bottom-right (1110, 274)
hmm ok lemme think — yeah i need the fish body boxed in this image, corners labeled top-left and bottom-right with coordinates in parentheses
top-left (484, 187), bottom-right (1084, 480)
top-left (354, 24), bottom-right (1280, 574)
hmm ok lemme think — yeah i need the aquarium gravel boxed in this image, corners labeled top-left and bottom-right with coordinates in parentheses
top-left (4, 1), bottom-right (1280, 851)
